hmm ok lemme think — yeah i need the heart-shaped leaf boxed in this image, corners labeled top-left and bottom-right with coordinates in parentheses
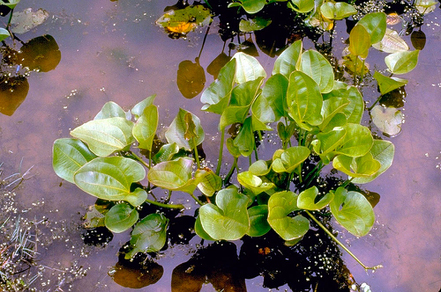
top-left (105, 203), bottom-right (139, 233)
top-left (94, 101), bottom-right (126, 120)
top-left (273, 40), bottom-right (302, 78)
top-left (268, 191), bottom-right (310, 241)
top-left (198, 187), bottom-right (250, 240)
top-left (132, 104), bottom-right (158, 151)
top-left (165, 108), bottom-right (204, 150)
top-left (385, 50), bottom-right (420, 75)
top-left (131, 95), bottom-right (156, 119)
top-left (349, 25), bottom-right (371, 59)
top-left (297, 186), bottom-right (334, 210)
top-left (147, 158), bottom-right (196, 193)
top-left (232, 52), bottom-right (266, 84)
top-left (52, 138), bottom-right (97, 183)
top-left (70, 117), bottom-right (134, 157)
top-left (271, 146), bottom-right (310, 173)
top-left (237, 171), bottom-right (275, 195)
top-left (288, 0), bottom-right (315, 13)
top-left (373, 71), bottom-right (408, 95)
top-left (333, 153), bottom-right (381, 177)
top-left (299, 50), bottom-right (335, 93)
top-left (247, 205), bottom-right (270, 237)
top-left (74, 157), bottom-right (147, 206)
top-left (329, 187), bottom-right (375, 237)
top-left (334, 123), bottom-right (373, 157)
top-left (197, 168), bottom-right (222, 197)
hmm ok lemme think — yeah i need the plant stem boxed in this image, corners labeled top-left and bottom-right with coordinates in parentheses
top-left (216, 129), bottom-right (225, 175)
top-left (189, 193), bottom-right (204, 206)
top-left (145, 198), bottom-right (184, 209)
top-left (129, 151), bottom-right (150, 169)
top-left (224, 156), bottom-right (238, 184)
top-left (305, 210), bottom-right (383, 271)
top-left (193, 139), bottom-right (201, 169)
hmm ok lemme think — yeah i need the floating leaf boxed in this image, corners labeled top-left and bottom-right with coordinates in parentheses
top-left (267, 191), bottom-right (310, 241)
top-left (271, 146), bottom-right (310, 173)
top-left (300, 49), bottom-right (335, 93)
top-left (165, 108), bottom-right (204, 150)
top-left (297, 186), bottom-right (334, 210)
top-left (0, 76), bottom-right (29, 116)
top-left (132, 104), bottom-right (158, 151)
top-left (147, 158), bottom-right (196, 193)
top-left (373, 71), bottom-right (408, 95)
top-left (247, 205), bottom-right (270, 237)
top-left (127, 213), bottom-right (169, 258)
top-left (11, 8), bottom-right (49, 34)
top-left (273, 40), bottom-right (302, 78)
top-left (320, 2), bottom-right (357, 20)
top-left (415, 0), bottom-right (437, 14)
top-left (105, 203), bottom-right (139, 233)
top-left (372, 28), bottom-right (408, 53)
top-left (74, 157), bottom-right (147, 206)
top-left (239, 17), bottom-right (272, 32)
top-left (385, 50), bottom-right (420, 75)
top-left (371, 105), bottom-right (404, 137)
top-left (228, 0), bottom-right (266, 14)
top-left (156, 5), bottom-right (211, 37)
top-left (288, 0), bottom-right (315, 13)
top-left (349, 25), bottom-right (371, 58)
top-left (333, 153), bottom-right (381, 178)
top-left (70, 117), bottom-right (134, 157)
top-left (52, 138), bottom-right (97, 183)
top-left (357, 12), bottom-right (387, 44)
top-left (198, 187), bottom-right (250, 240)
top-left (330, 187), bottom-right (375, 237)
top-left (237, 171), bottom-right (275, 195)
top-left (177, 59), bottom-right (206, 99)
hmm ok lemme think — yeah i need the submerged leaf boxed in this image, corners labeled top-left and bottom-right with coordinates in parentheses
top-left (177, 59), bottom-right (206, 99)
top-left (371, 105), bottom-right (404, 137)
top-left (239, 17), bottom-right (272, 32)
top-left (372, 28), bottom-right (408, 53)
top-left (11, 8), bottom-right (49, 34)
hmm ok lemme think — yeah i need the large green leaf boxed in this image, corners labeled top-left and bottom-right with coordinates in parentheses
top-left (320, 2), bottom-right (357, 20)
top-left (319, 95), bottom-right (350, 131)
top-left (239, 17), bottom-right (272, 32)
top-left (228, 0), bottom-right (266, 14)
top-left (198, 187), bottom-right (250, 240)
top-left (286, 71), bottom-right (323, 130)
top-left (237, 171), bottom-right (275, 195)
top-left (52, 138), bottom-right (97, 183)
top-left (297, 186), bottom-right (334, 210)
top-left (352, 140), bottom-right (395, 184)
top-left (345, 86), bottom-right (364, 124)
top-left (0, 0), bottom-right (20, 9)
top-left (132, 104), bottom-right (158, 151)
top-left (126, 213), bottom-right (169, 259)
top-left (197, 168), bottom-right (222, 197)
top-left (105, 203), bottom-right (139, 233)
top-left (329, 187), bottom-right (375, 237)
top-left (334, 124), bottom-right (373, 157)
top-left (131, 95), bottom-right (156, 119)
top-left (232, 52), bottom-right (266, 84)
top-left (312, 127), bottom-right (346, 160)
top-left (271, 146), bottom-right (310, 173)
top-left (74, 156), bottom-right (147, 206)
top-left (267, 191), bottom-right (310, 241)
top-left (357, 12), bottom-right (387, 44)
top-left (165, 108), bottom-right (204, 150)
top-left (333, 153), bottom-right (381, 178)
top-left (94, 101), bottom-right (126, 120)
top-left (70, 117), bottom-right (134, 157)
top-left (349, 25), bottom-right (371, 59)
top-left (373, 71), bottom-right (408, 95)
top-left (201, 59), bottom-right (236, 114)
top-left (233, 117), bottom-right (255, 156)
top-left (147, 158), bottom-right (197, 194)
top-left (299, 50), bottom-right (334, 93)
top-left (385, 50), bottom-right (420, 75)
top-left (273, 40), bottom-right (302, 78)
top-left (288, 0), bottom-right (315, 13)
top-left (247, 205), bottom-right (271, 237)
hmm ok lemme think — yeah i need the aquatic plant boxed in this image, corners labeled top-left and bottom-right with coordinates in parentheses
top-left (52, 11), bottom-right (421, 273)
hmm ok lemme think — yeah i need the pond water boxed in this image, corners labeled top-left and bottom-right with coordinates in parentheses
top-left (0, 0), bottom-right (440, 291)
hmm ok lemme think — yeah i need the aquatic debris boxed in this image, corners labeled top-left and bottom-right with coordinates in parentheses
top-left (10, 8), bottom-right (49, 34)
top-left (371, 105), bottom-right (404, 137)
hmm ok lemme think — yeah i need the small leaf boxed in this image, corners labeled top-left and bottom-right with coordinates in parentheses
top-left (105, 203), bottom-right (139, 233)
top-left (0, 0), bottom-right (20, 9)
top-left (177, 59), bottom-right (206, 99)
top-left (385, 50), bottom-right (420, 75)
top-left (249, 160), bottom-right (271, 176)
top-left (165, 108), bottom-right (205, 150)
top-left (349, 25), bottom-right (371, 58)
top-left (297, 186), bottom-right (334, 210)
top-left (237, 171), bottom-right (275, 195)
top-left (239, 17), bottom-right (272, 32)
top-left (0, 28), bottom-right (11, 42)
top-left (197, 169), bottom-right (222, 197)
top-left (228, 0), bottom-right (266, 14)
top-left (153, 143), bottom-right (180, 163)
top-left (248, 205), bottom-right (271, 237)
top-left (371, 105), bottom-right (404, 137)
top-left (126, 213), bottom-right (169, 259)
top-left (70, 117), bottom-right (134, 157)
top-left (132, 104), bottom-right (158, 151)
top-left (147, 158), bottom-right (195, 193)
top-left (288, 0), bottom-right (315, 13)
top-left (271, 146), bottom-right (310, 173)
top-left (411, 30), bottom-right (426, 50)
top-left (131, 95), bottom-right (156, 119)
top-left (52, 138), bottom-right (97, 183)
top-left (333, 153), bottom-right (381, 178)
top-left (94, 101), bottom-right (126, 120)
top-left (267, 191), bottom-right (310, 241)
top-left (373, 71), bottom-right (408, 95)
top-left (330, 187), bottom-right (375, 237)
top-left (232, 52), bottom-right (266, 84)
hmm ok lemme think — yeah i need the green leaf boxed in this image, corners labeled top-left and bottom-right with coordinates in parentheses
top-left (249, 160), bottom-right (271, 176)
top-left (0, 0), bottom-right (20, 9)
top-left (70, 117), bottom-right (134, 157)
top-left (320, 2), bottom-right (357, 20)
top-left (194, 216), bottom-right (216, 240)
top-left (385, 50), bottom-right (420, 75)
top-left (239, 17), bottom-right (272, 32)
top-left (267, 191), bottom-right (310, 241)
top-left (334, 124), bottom-right (373, 157)
top-left (74, 157), bottom-right (147, 206)
top-left (312, 127), bottom-right (346, 159)
top-left (248, 205), bottom-right (271, 237)
top-left (233, 117), bottom-right (255, 157)
top-left (357, 12), bottom-right (387, 44)
top-left (330, 187), bottom-right (375, 237)
top-left (297, 186), bottom-right (334, 210)
top-left (271, 146), bottom-right (310, 173)
top-left (288, 0), bottom-right (315, 13)
top-left (228, 0), bottom-right (266, 14)
top-left (372, 28), bottom-right (409, 53)
top-left (352, 140), bottom-right (395, 184)
top-left (287, 71), bottom-right (323, 130)
top-left (94, 101), bottom-right (126, 120)
top-left (299, 50), bottom-right (334, 93)
top-left (165, 108), bottom-right (204, 150)
top-left (273, 40), bottom-right (302, 78)
top-left (198, 187), bottom-right (250, 240)
top-left (371, 105), bottom-right (404, 137)
top-left (349, 25), bottom-right (371, 59)
top-left (147, 158), bottom-right (196, 193)
top-left (0, 28), bottom-right (11, 42)
top-left (333, 153), bottom-right (381, 177)
top-left (52, 138), bottom-right (97, 183)
top-left (237, 171), bottom-right (275, 195)
top-left (105, 203), bottom-right (139, 233)
top-left (319, 95), bottom-right (350, 131)
top-left (126, 213), bottom-right (168, 259)
top-left (153, 143), bottom-right (180, 163)
top-left (345, 86), bottom-right (364, 124)
top-left (232, 52), bottom-right (266, 84)
top-left (373, 71), bottom-right (408, 95)
top-left (132, 105), bottom-right (158, 151)
top-left (201, 58), bottom-right (236, 114)
top-left (131, 95), bottom-right (156, 119)
top-left (197, 169), bottom-right (222, 197)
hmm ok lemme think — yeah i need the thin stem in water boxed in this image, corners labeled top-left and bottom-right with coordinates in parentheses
top-left (145, 198), bottom-right (184, 210)
top-left (216, 129), bottom-right (225, 175)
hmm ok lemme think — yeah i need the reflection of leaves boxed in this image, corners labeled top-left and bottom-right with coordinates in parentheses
top-left (0, 76), bottom-right (29, 116)
top-left (371, 105), bottom-right (404, 137)
top-left (19, 35), bottom-right (61, 72)
top-left (411, 30), bottom-right (426, 50)
top-left (177, 59), bottom-right (206, 99)
top-left (206, 52), bottom-right (231, 79)
top-left (110, 261), bottom-right (163, 289)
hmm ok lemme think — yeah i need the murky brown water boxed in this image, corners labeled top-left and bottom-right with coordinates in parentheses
top-left (0, 0), bottom-right (440, 291)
